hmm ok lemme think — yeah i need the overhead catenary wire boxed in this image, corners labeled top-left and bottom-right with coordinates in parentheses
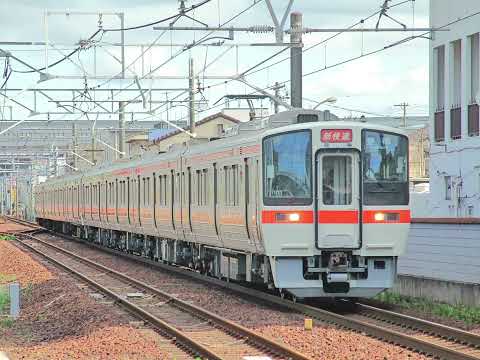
top-left (11, 29), bottom-right (102, 74)
top-left (101, 0), bottom-right (211, 32)
top-left (76, 0), bottom-right (265, 130)
top-left (0, 0), bottom-right (215, 134)
top-left (9, 0), bottom-right (211, 75)
top-left (237, 7), bottom-right (480, 113)
top-left (201, 0), bottom-right (416, 92)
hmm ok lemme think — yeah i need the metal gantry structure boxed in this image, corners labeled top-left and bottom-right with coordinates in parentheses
top-left (0, 0), bottom-right (441, 218)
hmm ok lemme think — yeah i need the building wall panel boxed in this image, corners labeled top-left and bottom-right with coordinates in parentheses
top-left (398, 223), bottom-right (480, 284)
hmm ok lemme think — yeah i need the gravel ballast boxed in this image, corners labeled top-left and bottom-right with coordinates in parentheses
top-left (0, 240), bottom-right (189, 359)
top-left (35, 233), bottom-right (428, 360)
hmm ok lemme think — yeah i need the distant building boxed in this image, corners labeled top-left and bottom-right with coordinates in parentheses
top-left (429, 0), bottom-right (480, 217)
top-left (126, 134), bottom-right (149, 156)
top-left (149, 112), bottom-right (240, 153)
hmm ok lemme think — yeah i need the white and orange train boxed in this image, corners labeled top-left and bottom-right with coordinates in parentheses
top-left (34, 109), bottom-right (410, 299)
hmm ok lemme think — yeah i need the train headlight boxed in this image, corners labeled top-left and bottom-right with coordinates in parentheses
top-left (288, 213), bottom-right (300, 222)
top-left (374, 212), bottom-right (385, 221)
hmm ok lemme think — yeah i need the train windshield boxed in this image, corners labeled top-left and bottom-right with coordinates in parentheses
top-left (362, 130), bottom-right (409, 205)
top-left (263, 130), bottom-right (312, 205)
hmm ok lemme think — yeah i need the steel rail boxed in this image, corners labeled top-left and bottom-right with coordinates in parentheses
top-left (14, 232), bottom-right (310, 360)
top-left (14, 236), bottom-right (223, 360)
top-left (354, 302), bottom-right (480, 348)
top-left (7, 217), bottom-right (480, 360)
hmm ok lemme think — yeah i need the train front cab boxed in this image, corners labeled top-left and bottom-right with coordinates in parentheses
top-left (261, 122), bottom-right (410, 298)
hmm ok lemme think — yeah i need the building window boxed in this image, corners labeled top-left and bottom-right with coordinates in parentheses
top-left (450, 107), bottom-right (462, 139)
top-left (435, 45), bottom-right (445, 110)
top-left (452, 40), bottom-right (462, 107)
top-left (468, 104), bottom-right (479, 136)
top-left (444, 176), bottom-right (452, 200)
top-left (434, 110), bottom-right (445, 142)
top-left (471, 33), bottom-right (479, 104)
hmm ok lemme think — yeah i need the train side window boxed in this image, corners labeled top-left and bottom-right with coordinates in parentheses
top-left (122, 180), bottom-right (126, 206)
top-left (162, 175), bottom-right (165, 205)
top-left (157, 175), bottom-right (163, 206)
top-left (196, 169), bottom-right (208, 206)
top-left (233, 165), bottom-right (238, 206)
top-left (203, 169), bottom-right (208, 205)
top-left (164, 175), bottom-right (168, 205)
top-left (158, 175), bottom-right (166, 206)
top-left (224, 166), bottom-right (229, 205)
top-left (175, 173), bottom-right (180, 203)
top-left (196, 170), bottom-right (201, 205)
top-left (194, 169), bottom-right (208, 206)
top-left (223, 165), bottom-right (239, 206)
top-left (147, 177), bottom-right (151, 206)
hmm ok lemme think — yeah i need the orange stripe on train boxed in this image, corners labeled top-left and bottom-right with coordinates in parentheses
top-left (262, 210), bottom-right (410, 224)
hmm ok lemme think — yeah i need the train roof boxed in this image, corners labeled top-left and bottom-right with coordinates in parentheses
top-left (37, 109), bottom-right (406, 188)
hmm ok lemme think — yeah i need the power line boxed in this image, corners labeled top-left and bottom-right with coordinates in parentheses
top-left (242, 0), bottom-right (415, 78)
top-left (102, 0), bottom-right (211, 32)
top-left (200, 5), bottom-right (480, 120)
top-left (80, 0), bottom-right (265, 123)
top-left (10, 29), bottom-right (102, 74)
top-left (9, 0), bottom-right (212, 75)
top-left (201, 0), bottom-right (416, 93)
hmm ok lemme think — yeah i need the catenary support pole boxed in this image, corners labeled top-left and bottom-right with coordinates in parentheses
top-left (72, 123), bottom-right (77, 169)
top-left (274, 82), bottom-right (280, 114)
top-left (290, 12), bottom-right (303, 108)
top-left (118, 101), bottom-right (125, 159)
top-left (189, 57), bottom-right (196, 134)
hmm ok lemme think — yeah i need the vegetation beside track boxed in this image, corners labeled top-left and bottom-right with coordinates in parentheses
top-left (0, 288), bottom-right (9, 313)
top-left (0, 287), bottom-right (13, 328)
top-left (376, 291), bottom-right (480, 325)
top-left (0, 235), bottom-right (15, 241)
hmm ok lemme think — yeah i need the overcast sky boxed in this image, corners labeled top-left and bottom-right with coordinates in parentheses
top-left (0, 0), bottom-right (430, 124)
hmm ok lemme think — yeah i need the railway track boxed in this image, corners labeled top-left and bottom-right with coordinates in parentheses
top-left (7, 217), bottom-right (480, 359)
top-left (14, 231), bottom-right (310, 360)
top-left (322, 300), bottom-right (480, 359)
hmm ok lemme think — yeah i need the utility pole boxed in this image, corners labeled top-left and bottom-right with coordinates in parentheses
top-left (91, 128), bottom-right (96, 165)
top-left (72, 122), bottom-right (77, 169)
top-left (189, 57), bottom-right (195, 134)
top-left (394, 102), bottom-right (409, 127)
top-left (273, 82), bottom-right (281, 114)
top-left (118, 101), bottom-right (125, 159)
top-left (119, 13), bottom-right (125, 79)
top-left (290, 12), bottom-right (303, 108)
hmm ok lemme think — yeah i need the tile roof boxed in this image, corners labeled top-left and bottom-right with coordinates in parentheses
top-left (151, 112), bottom-right (240, 143)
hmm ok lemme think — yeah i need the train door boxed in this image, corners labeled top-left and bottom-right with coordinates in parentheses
top-left (127, 177), bottom-right (131, 225)
top-left (89, 185), bottom-right (93, 221)
top-left (137, 175), bottom-right (141, 226)
top-left (316, 150), bottom-right (360, 249)
top-left (185, 168), bottom-right (193, 233)
top-left (173, 172), bottom-right (182, 232)
top-left (105, 181), bottom-right (110, 224)
top-left (213, 163), bottom-right (219, 236)
top-left (245, 158), bottom-right (261, 250)
top-left (171, 171), bottom-right (176, 231)
top-left (97, 182), bottom-right (102, 222)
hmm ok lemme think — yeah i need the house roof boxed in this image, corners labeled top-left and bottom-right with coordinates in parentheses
top-left (151, 112), bottom-right (240, 143)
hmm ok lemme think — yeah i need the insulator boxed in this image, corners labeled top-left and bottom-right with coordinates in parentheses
top-left (248, 25), bottom-right (274, 34)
